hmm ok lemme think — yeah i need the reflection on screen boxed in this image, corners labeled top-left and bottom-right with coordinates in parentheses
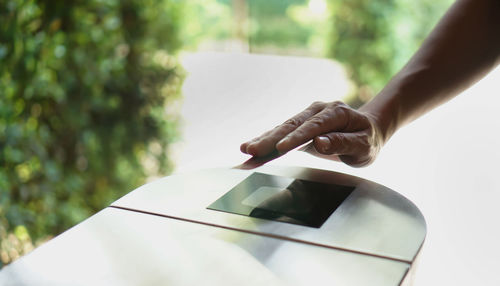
top-left (242, 186), bottom-right (287, 208)
top-left (208, 172), bottom-right (355, 228)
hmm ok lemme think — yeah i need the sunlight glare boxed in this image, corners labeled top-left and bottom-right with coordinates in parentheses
top-left (308, 0), bottom-right (327, 16)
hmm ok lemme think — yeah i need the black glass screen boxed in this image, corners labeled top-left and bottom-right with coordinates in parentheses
top-left (207, 172), bottom-right (354, 228)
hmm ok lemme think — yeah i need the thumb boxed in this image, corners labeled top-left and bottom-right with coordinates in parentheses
top-left (313, 132), bottom-right (368, 156)
top-left (314, 132), bottom-right (375, 167)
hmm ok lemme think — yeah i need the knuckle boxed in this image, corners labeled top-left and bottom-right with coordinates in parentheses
top-left (310, 101), bottom-right (326, 109)
top-left (335, 104), bottom-right (352, 115)
top-left (325, 102), bottom-right (350, 117)
top-left (335, 132), bottom-right (346, 143)
top-left (330, 100), bottom-right (348, 108)
top-left (282, 118), bottom-right (301, 128)
top-left (307, 116), bottom-right (325, 128)
top-left (334, 106), bottom-right (351, 129)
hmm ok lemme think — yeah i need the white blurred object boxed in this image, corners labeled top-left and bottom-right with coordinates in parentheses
top-left (174, 52), bottom-right (349, 172)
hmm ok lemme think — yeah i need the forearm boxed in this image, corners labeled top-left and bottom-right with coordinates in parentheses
top-left (360, 0), bottom-right (500, 144)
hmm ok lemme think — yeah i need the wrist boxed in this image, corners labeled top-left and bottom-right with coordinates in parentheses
top-left (358, 92), bottom-right (400, 146)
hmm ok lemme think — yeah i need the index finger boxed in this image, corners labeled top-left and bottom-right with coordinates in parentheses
top-left (275, 102), bottom-right (350, 153)
top-left (242, 101), bottom-right (326, 157)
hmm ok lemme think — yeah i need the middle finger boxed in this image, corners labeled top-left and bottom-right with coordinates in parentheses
top-left (245, 102), bottom-right (325, 156)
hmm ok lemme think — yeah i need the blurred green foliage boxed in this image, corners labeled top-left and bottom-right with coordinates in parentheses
top-left (183, 0), bottom-right (453, 105)
top-left (0, 0), bottom-right (184, 266)
top-left (328, 0), bottom-right (453, 106)
top-left (179, 0), bottom-right (327, 56)
top-left (249, 0), bottom-right (310, 47)
top-left (181, 0), bottom-right (233, 50)
top-left (249, 0), bottom-right (329, 56)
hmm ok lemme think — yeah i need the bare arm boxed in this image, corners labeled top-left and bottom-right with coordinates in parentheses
top-left (362, 0), bottom-right (500, 144)
top-left (241, 0), bottom-right (500, 167)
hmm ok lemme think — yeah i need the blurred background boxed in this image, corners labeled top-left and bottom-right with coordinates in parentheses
top-left (0, 0), bottom-right (453, 267)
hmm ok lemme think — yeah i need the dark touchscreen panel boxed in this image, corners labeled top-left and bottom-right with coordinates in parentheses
top-left (208, 172), bottom-right (354, 228)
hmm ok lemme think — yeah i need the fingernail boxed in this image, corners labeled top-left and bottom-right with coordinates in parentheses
top-left (317, 136), bottom-right (330, 152)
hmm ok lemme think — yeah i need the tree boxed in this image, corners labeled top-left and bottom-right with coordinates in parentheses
top-left (0, 0), bottom-right (184, 266)
top-left (328, 0), bottom-right (453, 106)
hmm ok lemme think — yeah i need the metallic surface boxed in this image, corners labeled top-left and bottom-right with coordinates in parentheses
top-left (0, 166), bottom-right (426, 285)
top-left (0, 207), bottom-right (410, 286)
top-left (111, 166), bottom-right (427, 263)
top-left (207, 172), bottom-right (354, 228)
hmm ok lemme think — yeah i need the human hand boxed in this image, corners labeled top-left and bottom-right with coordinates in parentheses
top-left (240, 101), bottom-right (384, 167)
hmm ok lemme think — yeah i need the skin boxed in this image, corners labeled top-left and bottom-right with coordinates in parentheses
top-left (240, 0), bottom-right (500, 167)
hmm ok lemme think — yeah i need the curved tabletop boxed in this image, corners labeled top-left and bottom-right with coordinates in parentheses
top-left (112, 166), bottom-right (427, 263)
top-left (0, 166), bottom-right (425, 286)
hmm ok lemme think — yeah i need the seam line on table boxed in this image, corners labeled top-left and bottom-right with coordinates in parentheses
top-left (109, 205), bottom-right (412, 265)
